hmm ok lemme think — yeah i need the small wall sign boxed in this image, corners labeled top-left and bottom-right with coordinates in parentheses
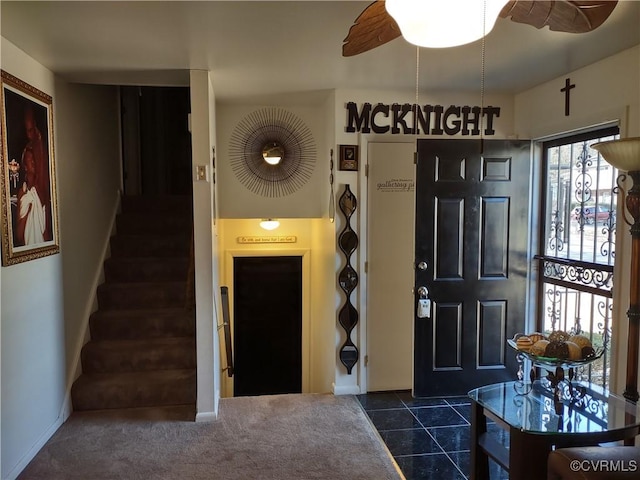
top-left (237, 236), bottom-right (297, 244)
top-left (376, 178), bottom-right (415, 193)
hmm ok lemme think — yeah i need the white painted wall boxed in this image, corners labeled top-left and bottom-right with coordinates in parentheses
top-left (310, 91), bottom-right (339, 394)
top-left (208, 73), bottom-right (223, 416)
top-left (190, 70), bottom-right (221, 421)
top-left (514, 45), bottom-right (640, 399)
top-left (514, 46), bottom-right (639, 141)
top-left (55, 80), bottom-right (122, 411)
top-left (1, 38), bottom-right (121, 479)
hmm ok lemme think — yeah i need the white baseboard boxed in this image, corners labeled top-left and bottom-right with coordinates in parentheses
top-left (332, 383), bottom-right (362, 396)
top-left (61, 391), bottom-right (73, 422)
top-left (195, 411), bottom-right (217, 423)
top-left (4, 415), bottom-right (64, 480)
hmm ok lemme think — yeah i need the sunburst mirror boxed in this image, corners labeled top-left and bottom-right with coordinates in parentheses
top-left (229, 107), bottom-right (316, 197)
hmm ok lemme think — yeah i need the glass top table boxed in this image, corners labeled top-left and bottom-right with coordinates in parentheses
top-left (468, 380), bottom-right (640, 480)
top-left (469, 380), bottom-right (640, 435)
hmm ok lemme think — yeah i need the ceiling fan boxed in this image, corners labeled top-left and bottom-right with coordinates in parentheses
top-left (342, 0), bottom-right (619, 56)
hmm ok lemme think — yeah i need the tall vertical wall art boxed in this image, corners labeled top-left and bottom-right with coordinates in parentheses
top-left (338, 184), bottom-right (359, 373)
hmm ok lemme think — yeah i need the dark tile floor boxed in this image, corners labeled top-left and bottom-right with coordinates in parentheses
top-left (356, 391), bottom-right (510, 480)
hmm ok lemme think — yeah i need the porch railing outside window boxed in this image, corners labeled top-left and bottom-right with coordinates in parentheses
top-left (538, 127), bottom-right (619, 389)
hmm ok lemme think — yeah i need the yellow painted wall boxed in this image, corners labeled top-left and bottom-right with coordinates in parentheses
top-left (217, 218), bottom-right (335, 396)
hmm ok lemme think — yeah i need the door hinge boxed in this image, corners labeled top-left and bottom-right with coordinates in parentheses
top-left (365, 164), bottom-right (369, 177)
top-left (364, 355), bottom-right (369, 367)
top-left (364, 261), bottom-right (368, 273)
top-left (413, 152), bottom-right (418, 164)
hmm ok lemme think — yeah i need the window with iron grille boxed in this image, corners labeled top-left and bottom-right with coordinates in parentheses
top-left (537, 126), bottom-right (619, 389)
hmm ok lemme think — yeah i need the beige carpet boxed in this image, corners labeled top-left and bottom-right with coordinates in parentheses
top-left (18, 393), bottom-right (403, 480)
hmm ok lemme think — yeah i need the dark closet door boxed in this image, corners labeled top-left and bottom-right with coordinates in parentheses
top-left (233, 256), bottom-right (302, 396)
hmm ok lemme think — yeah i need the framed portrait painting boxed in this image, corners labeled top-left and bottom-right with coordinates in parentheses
top-left (0, 70), bottom-right (59, 266)
top-left (339, 144), bottom-right (358, 171)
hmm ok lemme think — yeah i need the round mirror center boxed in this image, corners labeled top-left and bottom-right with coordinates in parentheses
top-left (262, 142), bottom-right (284, 165)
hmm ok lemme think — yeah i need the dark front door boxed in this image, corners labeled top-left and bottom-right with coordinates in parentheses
top-left (414, 139), bottom-right (531, 396)
top-left (233, 256), bottom-right (302, 396)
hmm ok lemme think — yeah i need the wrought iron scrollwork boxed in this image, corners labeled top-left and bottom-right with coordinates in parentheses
top-left (538, 257), bottom-right (613, 295)
top-left (573, 142), bottom-right (594, 231)
top-left (548, 209), bottom-right (566, 253)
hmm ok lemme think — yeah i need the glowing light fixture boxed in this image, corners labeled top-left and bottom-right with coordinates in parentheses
top-left (385, 0), bottom-right (508, 48)
top-left (259, 219), bottom-right (280, 231)
top-left (262, 142), bottom-right (284, 165)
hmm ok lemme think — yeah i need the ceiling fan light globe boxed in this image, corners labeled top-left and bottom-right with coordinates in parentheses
top-left (385, 0), bottom-right (508, 48)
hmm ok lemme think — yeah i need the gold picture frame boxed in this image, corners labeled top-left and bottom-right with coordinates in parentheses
top-left (1, 70), bottom-right (59, 266)
top-left (339, 144), bottom-right (358, 171)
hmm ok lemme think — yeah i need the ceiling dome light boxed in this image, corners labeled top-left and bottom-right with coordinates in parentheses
top-left (259, 219), bottom-right (280, 231)
top-left (385, 0), bottom-right (508, 49)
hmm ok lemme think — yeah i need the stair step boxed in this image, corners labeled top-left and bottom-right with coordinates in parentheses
top-left (81, 337), bottom-right (196, 373)
top-left (73, 194), bottom-right (197, 413)
top-left (104, 257), bottom-right (190, 283)
top-left (120, 195), bottom-right (192, 214)
top-left (109, 233), bottom-right (191, 258)
top-left (97, 282), bottom-right (186, 310)
top-left (71, 369), bottom-right (196, 411)
top-left (116, 213), bottom-right (192, 235)
top-left (90, 308), bottom-right (195, 340)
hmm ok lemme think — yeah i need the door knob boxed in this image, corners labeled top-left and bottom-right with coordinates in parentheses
top-left (417, 286), bottom-right (429, 298)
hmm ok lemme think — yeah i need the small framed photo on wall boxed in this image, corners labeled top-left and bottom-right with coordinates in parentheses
top-left (339, 145), bottom-right (358, 171)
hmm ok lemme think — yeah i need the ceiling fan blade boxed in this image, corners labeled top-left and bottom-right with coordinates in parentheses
top-left (500, 0), bottom-right (618, 33)
top-left (342, 0), bottom-right (401, 57)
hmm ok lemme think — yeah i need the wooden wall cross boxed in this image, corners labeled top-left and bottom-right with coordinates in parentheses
top-left (560, 78), bottom-right (576, 116)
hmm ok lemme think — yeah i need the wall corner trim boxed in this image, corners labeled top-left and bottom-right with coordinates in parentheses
top-left (195, 411), bottom-right (217, 423)
top-left (332, 383), bottom-right (361, 396)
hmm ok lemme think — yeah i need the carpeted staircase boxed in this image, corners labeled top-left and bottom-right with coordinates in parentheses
top-left (71, 195), bottom-right (196, 412)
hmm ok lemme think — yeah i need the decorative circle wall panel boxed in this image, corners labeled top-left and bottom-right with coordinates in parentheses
top-left (229, 107), bottom-right (316, 197)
